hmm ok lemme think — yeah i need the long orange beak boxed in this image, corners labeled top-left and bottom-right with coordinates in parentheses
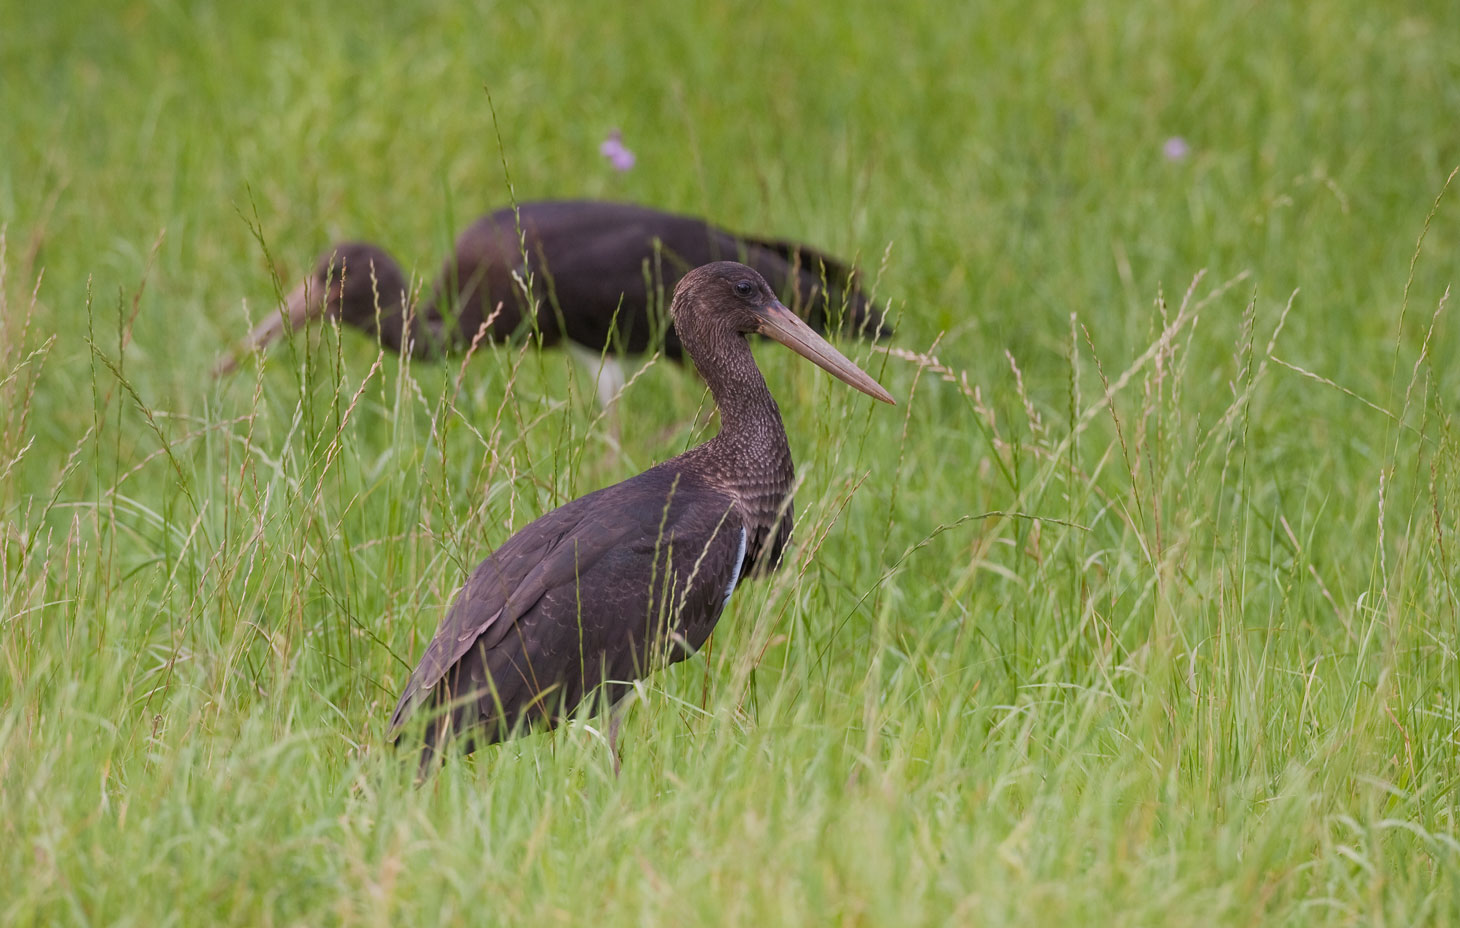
top-left (212, 279), bottom-right (323, 376)
top-left (756, 300), bottom-right (895, 404)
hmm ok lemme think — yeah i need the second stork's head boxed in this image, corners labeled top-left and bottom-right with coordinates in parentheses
top-left (285, 243), bottom-right (411, 334)
top-left (213, 243), bottom-right (409, 375)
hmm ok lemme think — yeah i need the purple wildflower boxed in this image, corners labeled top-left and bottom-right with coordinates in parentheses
top-left (1163, 136), bottom-right (1191, 162)
top-left (600, 130), bottom-right (636, 172)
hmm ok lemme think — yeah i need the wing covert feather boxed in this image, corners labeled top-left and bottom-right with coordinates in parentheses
top-left (388, 471), bottom-right (746, 740)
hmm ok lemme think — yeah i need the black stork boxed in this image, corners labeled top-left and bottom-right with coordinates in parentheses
top-left (214, 200), bottom-right (892, 403)
top-left (387, 260), bottom-right (894, 773)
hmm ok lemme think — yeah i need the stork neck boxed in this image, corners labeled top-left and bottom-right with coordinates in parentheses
top-left (363, 295), bottom-right (451, 360)
top-left (697, 333), bottom-right (790, 460)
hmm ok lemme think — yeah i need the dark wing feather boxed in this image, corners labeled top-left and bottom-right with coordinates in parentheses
top-left (386, 491), bottom-right (636, 738)
top-left (436, 202), bottom-right (891, 358)
top-left (736, 235), bottom-right (859, 285)
top-left (515, 202), bottom-right (717, 355)
top-left (388, 467), bottom-right (747, 750)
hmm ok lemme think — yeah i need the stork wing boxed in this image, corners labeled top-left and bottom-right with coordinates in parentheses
top-left (387, 493), bottom-right (631, 737)
top-left (387, 470), bottom-right (745, 740)
top-left (736, 235), bottom-right (859, 286)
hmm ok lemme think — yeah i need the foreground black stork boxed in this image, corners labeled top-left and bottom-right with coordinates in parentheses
top-left (214, 200), bottom-right (893, 402)
top-left (387, 261), bottom-right (894, 773)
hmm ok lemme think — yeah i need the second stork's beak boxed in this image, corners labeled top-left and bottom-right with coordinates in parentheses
top-left (212, 279), bottom-right (324, 377)
top-left (757, 300), bottom-right (895, 404)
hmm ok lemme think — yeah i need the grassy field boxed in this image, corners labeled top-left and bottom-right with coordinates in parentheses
top-left (4, 0), bottom-right (1460, 923)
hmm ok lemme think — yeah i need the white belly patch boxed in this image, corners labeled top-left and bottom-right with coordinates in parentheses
top-left (722, 526), bottom-right (747, 608)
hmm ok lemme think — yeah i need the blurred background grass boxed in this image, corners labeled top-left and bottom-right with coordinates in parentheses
top-left (3, 0), bottom-right (1460, 923)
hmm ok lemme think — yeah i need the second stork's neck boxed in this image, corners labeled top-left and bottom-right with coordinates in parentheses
top-left (352, 292), bottom-right (450, 361)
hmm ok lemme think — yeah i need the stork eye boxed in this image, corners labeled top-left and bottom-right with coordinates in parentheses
top-left (734, 280), bottom-right (755, 298)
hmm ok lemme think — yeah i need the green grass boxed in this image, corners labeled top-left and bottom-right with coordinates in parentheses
top-left (4, 0), bottom-right (1460, 923)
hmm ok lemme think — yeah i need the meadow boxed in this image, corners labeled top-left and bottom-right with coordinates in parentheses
top-left (3, 0), bottom-right (1460, 923)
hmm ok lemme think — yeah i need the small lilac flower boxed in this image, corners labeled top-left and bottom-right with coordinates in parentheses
top-left (600, 130), bottom-right (636, 171)
top-left (1163, 136), bottom-right (1191, 162)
